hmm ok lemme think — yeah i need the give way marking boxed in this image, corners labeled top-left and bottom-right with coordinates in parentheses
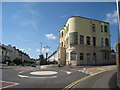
top-left (0, 80), bottom-right (19, 89)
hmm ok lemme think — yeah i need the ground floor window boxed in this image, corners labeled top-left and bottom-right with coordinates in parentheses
top-left (70, 51), bottom-right (77, 60)
top-left (80, 53), bottom-right (84, 60)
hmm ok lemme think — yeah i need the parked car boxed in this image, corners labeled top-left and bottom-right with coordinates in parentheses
top-left (31, 63), bottom-right (37, 67)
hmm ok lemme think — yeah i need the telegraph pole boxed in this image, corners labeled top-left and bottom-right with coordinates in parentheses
top-left (40, 42), bottom-right (42, 55)
top-left (44, 45), bottom-right (50, 64)
top-left (116, 0), bottom-right (120, 87)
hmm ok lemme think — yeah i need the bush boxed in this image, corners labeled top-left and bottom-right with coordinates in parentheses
top-left (13, 58), bottom-right (22, 65)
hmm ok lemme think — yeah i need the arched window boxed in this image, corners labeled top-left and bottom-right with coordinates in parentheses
top-left (70, 51), bottom-right (77, 60)
top-left (105, 38), bottom-right (109, 46)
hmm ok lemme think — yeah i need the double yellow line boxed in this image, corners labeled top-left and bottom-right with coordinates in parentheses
top-left (63, 67), bottom-right (116, 90)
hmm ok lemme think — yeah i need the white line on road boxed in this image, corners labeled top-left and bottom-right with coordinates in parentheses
top-left (66, 71), bottom-right (72, 75)
top-left (1, 81), bottom-right (19, 89)
top-left (18, 75), bottom-right (29, 78)
top-left (61, 70), bottom-right (72, 75)
top-left (18, 74), bottom-right (57, 78)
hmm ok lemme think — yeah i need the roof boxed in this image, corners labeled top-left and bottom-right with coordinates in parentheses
top-left (59, 16), bottom-right (109, 32)
top-left (69, 16), bottom-right (109, 24)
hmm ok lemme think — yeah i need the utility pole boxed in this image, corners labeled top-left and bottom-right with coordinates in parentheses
top-left (44, 45), bottom-right (50, 64)
top-left (116, 0), bottom-right (120, 87)
top-left (39, 42), bottom-right (42, 68)
top-left (40, 42), bottom-right (42, 55)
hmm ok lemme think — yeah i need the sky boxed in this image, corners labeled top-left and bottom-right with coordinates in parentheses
top-left (2, 2), bottom-right (119, 59)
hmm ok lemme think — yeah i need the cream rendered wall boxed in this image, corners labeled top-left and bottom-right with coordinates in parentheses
top-left (59, 16), bottom-right (113, 66)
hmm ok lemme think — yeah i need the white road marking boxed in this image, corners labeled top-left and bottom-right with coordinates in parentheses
top-left (61, 70), bottom-right (72, 75)
top-left (30, 71), bottom-right (57, 75)
top-left (1, 81), bottom-right (19, 89)
top-left (18, 75), bottom-right (29, 78)
top-left (83, 68), bottom-right (86, 70)
top-left (18, 74), bottom-right (57, 78)
top-left (19, 71), bottom-right (25, 73)
top-left (66, 71), bottom-right (71, 75)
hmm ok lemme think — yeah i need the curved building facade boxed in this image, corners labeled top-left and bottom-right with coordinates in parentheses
top-left (59, 16), bottom-right (116, 66)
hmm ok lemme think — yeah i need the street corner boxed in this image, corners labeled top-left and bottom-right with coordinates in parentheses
top-left (0, 81), bottom-right (19, 89)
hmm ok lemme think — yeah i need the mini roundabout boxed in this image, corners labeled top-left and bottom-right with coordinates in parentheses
top-left (18, 70), bottom-right (58, 79)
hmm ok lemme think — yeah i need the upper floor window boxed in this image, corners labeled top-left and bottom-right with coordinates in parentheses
top-left (87, 36), bottom-right (90, 45)
top-left (101, 38), bottom-right (104, 47)
top-left (101, 25), bottom-right (103, 32)
top-left (80, 53), bottom-right (84, 60)
top-left (92, 24), bottom-right (96, 31)
top-left (70, 51), bottom-right (77, 60)
top-left (61, 31), bottom-right (64, 37)
top-left (80, 35), bottom-right (84, 44)
top-left (104, 25), bottom-right (108, 32)
top-left (105, 38), bottom-right (109, 46)
top-left (61, 42), bottom-right (63, 47)
top-left (69, 32), bottom-right (78, 45)
top-left (93, 37), bottom-right (96, 46)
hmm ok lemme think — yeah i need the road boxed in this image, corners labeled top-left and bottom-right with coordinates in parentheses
top-left (1, 65), bottom-right (119, 89)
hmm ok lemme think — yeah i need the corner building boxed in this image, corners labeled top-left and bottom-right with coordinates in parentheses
top-left (59, 16), bottom-right (115, 66)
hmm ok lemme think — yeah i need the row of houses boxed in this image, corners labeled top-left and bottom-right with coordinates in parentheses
top-left (0, 44), bottom-right (31, 64)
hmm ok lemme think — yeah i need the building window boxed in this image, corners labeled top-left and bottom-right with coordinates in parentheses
top-left (104, 25), bottom-right (108, 32)
top-left (80, 35), bottom-right (84, 44)
top-left (61, 31), bottom-right (64, 37)
top-left (69, 32), bottom-right (78, 45)
top-left (101, 25), bottom-right (103, 32)
top-left (80, 53), bottom-right (84, 60)
top-left (105, 38), bottom-right (109, 46)
top-left (87, 36), bottom-right (90, 45)
top-left (101, 38), bottom-right (104, 47)
top-left (92, 24), bottom-right (96, 31)
top-left (61, 42), bottom-right (63, 47)
top-left (105, 53), bottom-right (107, 59)
top-left (93, 37), bottom-right (96, 46)
top-left (70, 51), bottom-right (77, 60)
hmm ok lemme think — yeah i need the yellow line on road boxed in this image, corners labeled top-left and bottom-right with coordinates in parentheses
top-left (62, 67), bottom-right (116, 90)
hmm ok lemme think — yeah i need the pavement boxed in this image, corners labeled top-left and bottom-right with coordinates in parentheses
top-left (1, 64), bottom-right (119, 89)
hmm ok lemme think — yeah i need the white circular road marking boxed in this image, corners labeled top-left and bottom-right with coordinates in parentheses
top-left (30, 71), bottom-right (57, 75)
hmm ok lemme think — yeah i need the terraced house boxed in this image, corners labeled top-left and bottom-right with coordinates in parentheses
top-left (59, 16), bottom-right (116, 66)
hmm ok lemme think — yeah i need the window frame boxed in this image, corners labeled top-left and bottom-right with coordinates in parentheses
top-left (86, 36), bottom-right (90, 45)
top-left (80, 53), bottom-right (84, 60)
top-left (80, 35), bottom-right (84, 44)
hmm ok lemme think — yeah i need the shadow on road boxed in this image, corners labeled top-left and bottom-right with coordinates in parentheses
top-left (108, 72), bottom-right (119, 89)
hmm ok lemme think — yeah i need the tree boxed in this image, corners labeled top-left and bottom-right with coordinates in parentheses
top-left (39, 54), bottom-right (47, 65)
top-left (111, 49), bottom-right (115, 53)
top-left (13, 58), bottom-right (22, 65)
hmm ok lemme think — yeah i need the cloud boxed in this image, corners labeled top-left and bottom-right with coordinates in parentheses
top-left (45, 34), bottom-right (57, 40)
top-left (60, 15), bottom-right (67, 18)
top-left (105, 11), bottom-right (118, 25)
top-left (36, 48), bottom-right (52, 53)
top-left (19, 48), bottom-right (32, 52)
top-left (36, 49), bottom-right (40, 52)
